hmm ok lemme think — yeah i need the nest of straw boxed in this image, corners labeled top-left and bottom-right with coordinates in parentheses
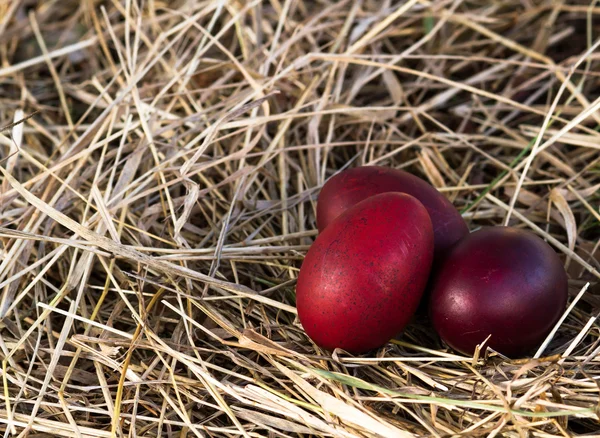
top-left (0, 1), bottom-right (599, 436)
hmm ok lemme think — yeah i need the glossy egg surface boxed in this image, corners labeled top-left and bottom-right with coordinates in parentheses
top-left (297, 192), bottom-right (434, 353)
top-left (429, 227), bottom-right (568, 358)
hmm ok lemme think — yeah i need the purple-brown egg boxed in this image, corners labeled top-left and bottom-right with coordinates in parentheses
top-left (317, 166), bottom-right (468, 262)
top-left (297, 193), bottom-right (434, 354)
top-left (429, 227), bottom-right (568, 358)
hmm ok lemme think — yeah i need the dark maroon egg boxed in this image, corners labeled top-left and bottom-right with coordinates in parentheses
top-left (296, 193), bottom-right (434, 354)
top-left (317, 166), bottom-right (468, 261)
top-left (429, 227), bottom-right (568, 358)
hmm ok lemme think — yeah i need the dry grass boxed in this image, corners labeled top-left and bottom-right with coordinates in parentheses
top-left (0, 0), bottom-right (599, 436)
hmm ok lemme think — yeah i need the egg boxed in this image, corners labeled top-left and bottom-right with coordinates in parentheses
top-left (297, 192), bottom-right (434, 353)
top-left (317, 166), bottom-right (468, 262)
top-left (429, 227), bottom-right (568, 358)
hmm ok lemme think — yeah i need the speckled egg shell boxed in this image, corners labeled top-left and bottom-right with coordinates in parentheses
top-left (296, 192), bottom-right (435, 354)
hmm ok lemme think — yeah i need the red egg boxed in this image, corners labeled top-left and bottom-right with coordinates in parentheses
top-left (297, 193), bottom-right (434, 353)
top-left (429, 227), bottom-right (568, 358)
top-left (317, 166), bottom-right (468, 261)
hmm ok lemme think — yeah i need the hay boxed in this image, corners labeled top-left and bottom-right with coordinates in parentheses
top-left (0, 1), bottom-right (599, 436)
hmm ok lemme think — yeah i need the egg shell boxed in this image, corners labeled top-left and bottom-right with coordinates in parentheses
top-left (317, 166), bottom-right (469, 262)
top-left (429, 227), bottom-right (568, 358)
top-left (297, 192), bottom-right (434, 354)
